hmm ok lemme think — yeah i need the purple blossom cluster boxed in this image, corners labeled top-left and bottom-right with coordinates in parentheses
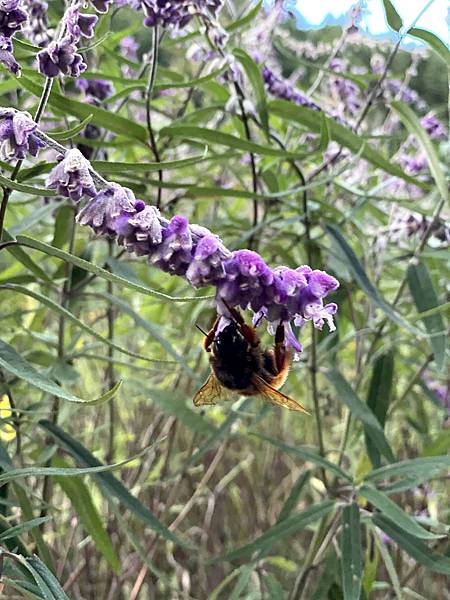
top-left (42, 153), bottom-right (337, 350)
top-left (261, 66), bottom-right (321, 111)
top-left (0, 108), bottom-right (46, 160)
top-left (3, 110), bottom-right (340, 353)
top-left (0, 0), bottom-right (27, 74)
top-left (140, 0), bottom-right (223, 30)
top-left (37, 2), bottom-right (100, 78)
top-left (22, 0), bottom-right (50, 46)
top-left (420, 114), bottom-right (447, 141)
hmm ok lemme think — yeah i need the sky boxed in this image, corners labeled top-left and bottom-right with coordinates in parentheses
top-left (293, 0), bottom-right (449, 42)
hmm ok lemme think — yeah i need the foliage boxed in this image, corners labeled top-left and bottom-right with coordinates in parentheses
top-left (0, 0), bottom-right (448, 598)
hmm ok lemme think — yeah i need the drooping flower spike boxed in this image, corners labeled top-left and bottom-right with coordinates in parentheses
top-left (0, 108), bottom-right (46, 161)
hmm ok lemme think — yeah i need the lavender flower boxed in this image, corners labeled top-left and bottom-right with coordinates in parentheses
top-left (75, 78), bottom-right (114, 101)
top-left (46, 149), bottom-right (96, 201)
top-left (421, 114), bottom-right (446, 141)
top-left (0, 33), bottom-right (19, 73)
top-left (0, 0), bottom-right (27, 38)
top-left (0, 108), bottom-right (45, 160)
top-left (262, 66), bottom-right (321, 111)
top-left (38, 35), bottom-right (86, 78)
top-left (141, 0), bottom-right (223, 30)
top-left (90, 0), bottom-right (113, 13)
top-left (22, 0), bottom-right (50, 46)
top-left (65, 4), bottom-right (97, 39)
top-left (76, 183), bottom-right (339, 350)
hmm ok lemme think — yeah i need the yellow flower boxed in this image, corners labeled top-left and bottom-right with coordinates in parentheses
top-left (0, 394), bottom-right (16, 442)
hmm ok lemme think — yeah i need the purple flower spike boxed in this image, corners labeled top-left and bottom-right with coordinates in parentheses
top-left (0, 33), bottom-right (20, 73)
top-left (262, 66), bottom-right (321, 111)
top-left (46, 149), bottom-right (96, 201)
top-left (76, 183), bottom-right (137, 235)
top-left (186, 234), bottom-right (228, 287)
top-left (37, 35), bottom-right (86, 78)
top-left (0, 108), bottom-right (46, 160)
top-left (90, 0), bottom-right (113, 13)
top-left (65, 4), bottom-right (97, 39)
top-left (420, 114), bottom-right (446, 141)
top-left (75, 78), bottom-right (114, 101)
top-left (0, 0), bottom-right (27, 39)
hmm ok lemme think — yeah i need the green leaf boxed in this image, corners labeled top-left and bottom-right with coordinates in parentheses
top-left (407, 262), bottom-right (446, 370)
top-left (277, 471), bottom-right (311, 523)
top-left (159, 125), bottom-right (308, 159)
top-left (365, 352), bottom-right (394, 468)
top-left (39, 420), bottom-right (191, 549)
top-left (227, 0), bottom-right (262, 32)
top-left (47, 115), bottom-right (93, 141)
top-left (0, 339), bottom-right (122, 405)
top-left (373, 515), bottom-right (450, 575)
top-left (341, 503), bottom-right (362, 600)
top-left (24, 555), bottom-right (71, 600)
top-left (16, 235), bottom-right (210, 303)
top-left (53, 457), bottom-right (120, 573)
top-left (359, 484), bottom-right (443, 540)
top-left (0, 517), bottom-right (51, 541)
top-left (318, 112), bottom-right (330, 152)
top-left (269, 100), bottom-right (427, 188)
top-left (51, 205), bottom-right (73, 249)
top-left (391, 101), bottom-right (448, 203)
top-left (0, 283), bottom-right (161, 364)
top-left (233, 49), bottom-right (269, 134)
top-left (0, 173), bottom-right (56, 197)
top-left (382, 0), bottom-right (403, 31)
top-left (251, 433), bottom-right (352, 482)
top-left (209, 500), bottom-right (335, 563)
top-left (365, 456), bottom-right (450, 491)
top-left (408, 28), bottom-right (450, 66)
top-left (92, 149), bottom-right (208, 174)
top-left (326, 223), bottom-right (420, 334)
top-left (326, 370), bottom-right (395, 463)
top-left (16, 75), bottom-right (147, 142)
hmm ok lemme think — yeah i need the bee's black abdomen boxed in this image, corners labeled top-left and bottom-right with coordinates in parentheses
top-left (210, 323), bottom-right (260, 391)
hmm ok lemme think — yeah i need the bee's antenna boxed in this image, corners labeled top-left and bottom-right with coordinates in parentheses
top-left (195, 323), bottom-right (208, 337)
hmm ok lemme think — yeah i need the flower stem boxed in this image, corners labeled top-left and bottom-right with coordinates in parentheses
top-left (145, 25), bottom-right (163, 209)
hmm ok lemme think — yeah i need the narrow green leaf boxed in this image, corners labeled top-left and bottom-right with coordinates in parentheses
top-left (2, 230), bottom-right (52, 283)
top-left (360, 484), bottom-right (443, 540)
top-left (16, 235), bottom-right (210, 303)
top-left (372, 524), bottom-right (402, 600)
top-left (391, 101), bottom-right (448, 203)
top-left (16, 75), bottom-right (148, 142)
top-left (277, 471), bottom-right (311, 523)
top-left (407, 262), bottom-right (446, 370)
top-left (47, 115), bottom-right (93, 141)
top-left (92, 150), bottom-right (208, 175)
top-left (318, 111), bottom-right (330, 152)
top-left (326, 370), bottom-right (395, 463)
top-left (0, 339), bottom-right (122, 405)
top-left (25, 555), bottom-right (71, 600)
top-left (269, 100), bottom-right (427, 188)
top-left (209, 500), bottom-right (335, 563)
top-left (251, 432), bottom-right (352, 482)
top-left (341, 503), bottom-right (362, 600)
top-left (0, 517), bottom-right (51, 541)
top-left (53, 457), bottom-right (120, 573)
top-left (326, 223), bottom-right (419, 334)
top-left (366, 456), bottom-right (450, 486)
top-left (408, 28), bottom-right (450, 66)
top-left (51, 205), bottom-right (73, 249)
top-left (373, 515), bottom-right (450, 575)
top-left (233, 48), bottom-right (269, 134)
top-left (39, 420), bottom-right (191, 549)
top-left (160, 125), bottom-right (308, 159)
top-left (0, 173), bottom-right (56, 197)
top-left (227, 0), bottom-right (262, 32)
top-left (365, 352), bottom-right (394, 468)
top-left (382, 0), bottom-right (403, 31)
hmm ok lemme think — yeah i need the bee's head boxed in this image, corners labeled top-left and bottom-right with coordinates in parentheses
top-left (214, 322), bottom-right (248, 354)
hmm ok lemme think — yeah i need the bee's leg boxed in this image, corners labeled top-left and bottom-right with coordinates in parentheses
top-left (221, 299), bottom-right (260, 347)
top-left (274, 324), bottom-right (287, 373)
top-left (204, 317), bottom-right (220, 352)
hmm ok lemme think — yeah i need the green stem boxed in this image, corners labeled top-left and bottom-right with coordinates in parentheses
top-left (145, 25), bottom-right (163, 209)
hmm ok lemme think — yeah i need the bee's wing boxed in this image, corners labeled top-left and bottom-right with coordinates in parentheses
top-left (193, 373), bottom-right (231, 407)
top-left (252, 374), bottom-right (310, 414)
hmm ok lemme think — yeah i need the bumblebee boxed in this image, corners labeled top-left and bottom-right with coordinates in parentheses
top-left (193, 307), bottom-right (309, 413)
